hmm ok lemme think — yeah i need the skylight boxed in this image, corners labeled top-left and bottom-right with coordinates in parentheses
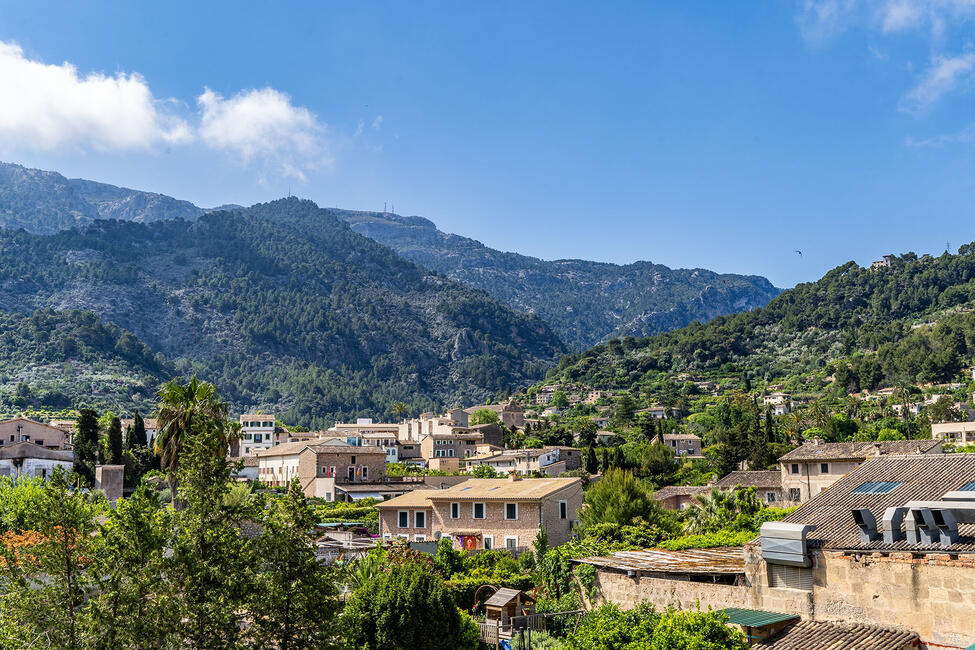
top-left (851, 481), bottom-right (902, 495)
top-left (959, 481), bottom-right (975, 492)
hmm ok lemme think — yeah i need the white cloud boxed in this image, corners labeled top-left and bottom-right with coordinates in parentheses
top-left (797, 0), bottom-right (975, 40)
top-left (900, 52), bottom-right (975, 113)
top-left (796, 0), bottom-right (861, 41)
top-left (197, 88), bottom-right (328, 180)
top-left (0, 40), bottom-right (329, 181)
top-left (905, 121), bottom-right (975, 145)
top-left (372, 115), bottom-right (383, 131)
top-left (0, 41), bottom-right (190, 151)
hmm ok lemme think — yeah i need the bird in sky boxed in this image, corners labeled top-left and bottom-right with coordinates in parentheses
top-left (794, 250), bottom-right (802, 256)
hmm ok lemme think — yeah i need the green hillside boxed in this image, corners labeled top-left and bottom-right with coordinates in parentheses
top-left (0, 198), bottom-right (565, 426)
top-left (551, 250), bottom-right (975, 392)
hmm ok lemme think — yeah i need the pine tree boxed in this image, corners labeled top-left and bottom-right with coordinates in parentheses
top-left (601, 447), bottom-right (610, 473)
top-left (106, 416), bottom-right (123, 465)
top-left (73, 409), bottom-right (99, 486)
top-left (655, 420), bottom-right (665, 445)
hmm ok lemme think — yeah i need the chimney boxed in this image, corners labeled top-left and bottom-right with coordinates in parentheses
top-left (508, 470), bottom-right (520, 482)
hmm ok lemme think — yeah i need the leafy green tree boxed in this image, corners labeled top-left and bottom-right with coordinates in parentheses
top-left (550, 391), bottom-right (569, 408)
top-left (640, 442), bottom-right (677, 481)
top-left (73, 408), bottom-right (100, 487)
top-left (127, 410), bottom-right (148, 449)
top-left (154, 376), bottom-right (228, 502)
top-left (572, 417), bottom-right (598, 448)
top-left (105, 416), bottom-right (123, 465)
top-left (84, 485), bottom-right (172, 649)
top-left (249, 479), bottom-right (340, 650)
top-left (471, 464), bottom-right (501, 478)
top-left (877, 427), bottom-right (905, 441)
top-left (0, 468), bottom-right (98, 650)
top-left (562, 603), bottom-right (747, 650)
top-left (579, 469), bottom-right (661, 531)
top-left (468, 408), bottom-right (500, 426)
top-left (342, 562), bottom-right (476, 650)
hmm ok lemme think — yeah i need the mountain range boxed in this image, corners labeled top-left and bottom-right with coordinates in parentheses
top-left (0, 161), bottom-right (785, 423)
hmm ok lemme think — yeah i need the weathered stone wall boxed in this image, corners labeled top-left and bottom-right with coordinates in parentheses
top-left (741, 543), bottom-right (975, 649)
top-left (589, 570), bottom-right (748, 613)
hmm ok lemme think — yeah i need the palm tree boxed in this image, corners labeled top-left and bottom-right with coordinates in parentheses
top-left (684, 487), bottom-right (737, 534)
top-left (154, 376), bottom-right (228, 503)
top-left (391, 401), bottom-right (407, 423)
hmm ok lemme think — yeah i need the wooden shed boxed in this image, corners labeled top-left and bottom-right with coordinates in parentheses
top-left (484, 587), bottom-right (535, 625)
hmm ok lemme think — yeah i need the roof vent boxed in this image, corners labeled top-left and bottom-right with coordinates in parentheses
top-left (852, 509), bottom-right (879, 544)
top-left (882, 507), bottom-right (906, 544)
top-left (760, 522), bottom-right (814, 568)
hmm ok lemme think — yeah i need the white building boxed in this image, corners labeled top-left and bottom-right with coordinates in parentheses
top-left (239, 413), bottom-right (276, 456)
top-left (0, 442), bottom-right (73, 479)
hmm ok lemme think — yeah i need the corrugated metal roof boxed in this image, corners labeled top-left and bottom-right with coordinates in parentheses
top-left (722, 608), bottom-right (798, 628)
top-left (782, 454), bottom-right (975, 551)
top-left (572, 547), bottom-right (745, 575)
top-left (753, 620), bottom-right (918, 650)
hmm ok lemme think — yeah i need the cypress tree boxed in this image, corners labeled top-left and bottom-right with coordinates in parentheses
top-left (128, 410), bottom-right (148, 449)
top-left (601, 447), bottom-right (610, 473)
top-left (655, 420), bottom-right (665, 445)
top-left (106, 416), bottom-right (123, 465)
top-left (73, 408), bottom-right (99, 486)
top-left (585, 446), bottom-right (598, 474)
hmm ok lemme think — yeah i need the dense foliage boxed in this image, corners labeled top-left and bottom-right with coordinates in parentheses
top-left (338, 209), bottom-right (780, 349)
top-left (551, 249), bottom-right (975, 390)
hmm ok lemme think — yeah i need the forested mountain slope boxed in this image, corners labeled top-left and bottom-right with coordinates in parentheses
top-left (335, 209), bottom-right (781, 349)
top-left (0, 198), bottom-right (565, 426)
top-left (551, 250), bottom-right (975, 392)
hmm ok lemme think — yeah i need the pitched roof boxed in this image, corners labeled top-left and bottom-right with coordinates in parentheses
top-left (777, 439), bottom-right (941, 462)
top-left (653, 485), bottom-right (710, 500)
top-left (573, 547), bottom-right (745, 576)
top-left (781, 454), bottom-right (975, 551)
top-left (374, 489), bottom-right (438, 509)
top-left (663, 433), bottom-right (701, 441)
top-left (0, 442), bottom-right (73, 462)
top-left (433, 477), bottom-right (581, 501)
top-left (255, 439), bottom-right (385, 458)
top-left (484, 587), bottom-right (533, 607)
top-left (716, 471), bottom-right (782, 490)
top-left (753, 620), bottom-right (918, 650)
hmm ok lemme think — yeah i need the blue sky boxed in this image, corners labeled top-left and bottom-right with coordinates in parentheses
top-left (1, 1), bottom-right (975, 287)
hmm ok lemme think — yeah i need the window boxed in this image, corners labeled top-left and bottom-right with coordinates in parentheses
top-left (505, 503), bottom-right (518, 520)
top-left (851, 481), bottom-right (903, 494)
top-left (766, 492), bottom-right (777, 503)
top-left (450, 503), bottom-right (460, 519)
top-left (362, 466), bottom-right (369, 479)
top-left (35, 440), bottom-right (43, 447)
top-left (414, 511), bottom-right (426, 528)
top-left (414, 535), bottom-right (426, 541)
top-left (398, 511), bottom-right (409, 528)
top-left (789, 488), bottom-right (801, 502)
top-left (383, 533), bottom-right (392, 540)
top-left (820, 463), bottom-right (829, 474)
top-left (483, 535), bottom-right (493, 550)
top-left (254, 434), bottom-right (262, 443)
top-left (348, 467), bottom-right (355, 481)
top-left (505, 536), bottom-right (518, 550)
top-left (768, 564), bottom-right (813, 591)
top-left (559, 500), bottom-right (567, 519)
top-left (473, 503), bottom-right (485, 519)
top-left (351, 455), bottom-right (356, 464)
top-left (790, 463), bottom-right (800, 474)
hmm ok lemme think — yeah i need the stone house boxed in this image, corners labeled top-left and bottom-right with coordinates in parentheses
top-left (577, 454), bottom-right (975, 649)
top-left (256, 438), bottom-right (386, 499)
top-left (120, 417), bottom-right (159, 444)
top-left (238, 413), bottom-right (276, 456)
top-left (777, 439), bottom-right (942, 503)
top-left (662, 433), bottom-right (703, 458)
top-left (0, 442), bottom-right (73, 479)
top-left (0, 417), bottom-right (70, 450)
top-left (762, 393), bottom-right (793, 416)
top-left (931, 420), bottom-right (975, 445)
top-left (420, 430), bottom-right (483, 472)
top-left (652, 485), bottom-right (710, 510)
top-left (377, 476), bottom-right (583, 549)
top-left (715, 470), bottom-right (786, 506)
top-left (463, 446), bottom-right (582, 476)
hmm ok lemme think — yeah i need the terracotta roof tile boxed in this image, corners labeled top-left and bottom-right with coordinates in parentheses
top-left (754, 620), bottom-right (918, 650)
